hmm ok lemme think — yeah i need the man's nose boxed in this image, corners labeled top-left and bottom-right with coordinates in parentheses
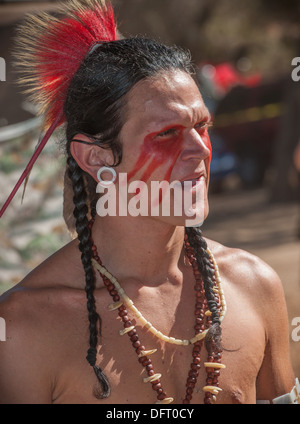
top-left (180, 128), bottom-right (211, 161)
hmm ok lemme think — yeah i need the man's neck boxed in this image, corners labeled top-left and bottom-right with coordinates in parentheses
top-left (91, 215), bottom-right (186, 286)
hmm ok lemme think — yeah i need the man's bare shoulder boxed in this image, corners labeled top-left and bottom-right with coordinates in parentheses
top-left (206, 238), bottom-right (286, 317)
top-left (0, 240), bottom-right (88, 403)
top-left (206, 239), bottom-right (295, 400)
top-left (0, 238), bottom-right (88, 332)
top-left (206, 238), bottom-right (290, 350)
top-left (1, 238), bottom-right (81, 298)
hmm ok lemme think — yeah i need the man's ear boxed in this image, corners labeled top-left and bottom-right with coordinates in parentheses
top-left (70, 134), bottom-right (115, 182)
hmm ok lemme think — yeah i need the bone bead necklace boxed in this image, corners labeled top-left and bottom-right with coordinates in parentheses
top-left (90, 222), bottom-right (226, 404)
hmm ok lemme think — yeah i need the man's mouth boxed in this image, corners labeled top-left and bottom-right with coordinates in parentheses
top-left (179, 174), bottom-right (206, 189)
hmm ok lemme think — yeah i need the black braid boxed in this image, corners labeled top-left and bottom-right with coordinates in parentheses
top-left (67, 155), bottom-right (110, 398)
top-left (185, 226), bottom-right (222, 356)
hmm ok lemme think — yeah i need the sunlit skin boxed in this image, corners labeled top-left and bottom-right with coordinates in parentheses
top-left (0, 70), bottom-right (295, 405)
top-left (114, 71), bottom-right (212, 225)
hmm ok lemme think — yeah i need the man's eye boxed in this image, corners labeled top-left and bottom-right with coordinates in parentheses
top-left (157, 128), bottom-right (178, 138)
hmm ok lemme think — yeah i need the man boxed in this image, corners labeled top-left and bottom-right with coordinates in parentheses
top-left (0, 0), bottom-right (296, 404)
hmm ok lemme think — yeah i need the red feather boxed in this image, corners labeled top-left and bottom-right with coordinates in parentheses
top-left (22, 0), bottom-right (117, 128)
top-left (0, 1), bottom-right (117, 217)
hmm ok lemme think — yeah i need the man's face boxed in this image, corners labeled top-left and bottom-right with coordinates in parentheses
top-left (115, 70), bottom-right (212, 226)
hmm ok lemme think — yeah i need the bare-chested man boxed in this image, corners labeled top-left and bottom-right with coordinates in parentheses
top-left (0, 0), bottom-right (296, 404)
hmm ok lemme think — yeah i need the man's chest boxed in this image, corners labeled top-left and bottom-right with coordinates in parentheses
top-left (53, 300), bottom-right (266, 404)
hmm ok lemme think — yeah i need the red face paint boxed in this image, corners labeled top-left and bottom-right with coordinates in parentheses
top-left (127, 122), bottom-right (212, 184)
top-left (127, 125), bottom-right (184, 184)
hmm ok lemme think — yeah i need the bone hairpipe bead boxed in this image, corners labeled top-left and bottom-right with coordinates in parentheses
top-left (108, 300), bottom-right (124, 311)
top-left (155, 397), bottom-right (174, 404)
top-left (119, 326), bottom-right (135, 335)
top-left (138, 349), bottom-right (157, 358)
top-left (202, 386), bottom-right (222, 394)
top-left (189, 330), bottom-right (208, 344)
top-left (118, 288), bottom-right (125, 296)
top-left (109, 276), bottom-right (117, 284)
top-left (204, 362), bottom-right (226, 369)
top-left (121, 294), bottom-right (132, 305)
top-left (143, 373), bottom-right (162, 383)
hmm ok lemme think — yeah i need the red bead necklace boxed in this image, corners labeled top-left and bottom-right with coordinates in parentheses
top-left (89, 220), bottom-right (224, 404)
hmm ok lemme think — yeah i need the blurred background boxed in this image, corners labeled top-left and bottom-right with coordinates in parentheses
top-left (0, 0), bottom-right (299, 381)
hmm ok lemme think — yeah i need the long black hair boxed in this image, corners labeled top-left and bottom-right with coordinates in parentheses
top-left (65, 37), bottom-right (221, 398)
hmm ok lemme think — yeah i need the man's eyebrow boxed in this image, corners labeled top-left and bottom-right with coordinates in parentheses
top-left (137, 103), bottom-right (212, 130)
top-left (195, 110), bottom-right (212, 124)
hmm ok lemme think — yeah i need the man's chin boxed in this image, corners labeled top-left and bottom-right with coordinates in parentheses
top-left (152, 205), bottom-right (209, 228)
top-left (184, 206), bottom-right (209, 228)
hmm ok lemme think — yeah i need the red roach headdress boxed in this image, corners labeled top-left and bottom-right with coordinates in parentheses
top-left (0, 0), bottom-right (117, 218)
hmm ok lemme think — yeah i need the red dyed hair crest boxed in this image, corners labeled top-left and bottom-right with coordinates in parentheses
top-left (0, 0), bottom-right (117, 217)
